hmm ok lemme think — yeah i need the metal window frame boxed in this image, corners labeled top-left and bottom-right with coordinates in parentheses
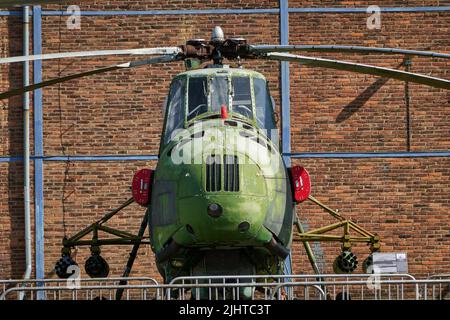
top-left (4, 6), bottom-right (450, 16)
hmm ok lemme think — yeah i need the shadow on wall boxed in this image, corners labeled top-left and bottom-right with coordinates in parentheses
top-left (335, 61), bottom-right (406, 123)
top-left (7, 14), bottom-right (26, 279)
top-left (335, 77), bottom-right (390, 123)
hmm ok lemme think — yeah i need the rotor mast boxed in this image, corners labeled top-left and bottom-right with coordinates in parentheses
top-left (211, 26), bottom-right (225, 65)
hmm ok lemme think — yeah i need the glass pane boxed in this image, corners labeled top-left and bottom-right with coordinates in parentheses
top-left (254, 78), bottom-right (275, 130)
top-left (211, 76), bottom-right (229, 112)
top-left (164, 78), bottom-right (186, 144)
top-left (188, 77), bottom-right (208, 121)
top-left (232, 76), bottom-right (253, 119)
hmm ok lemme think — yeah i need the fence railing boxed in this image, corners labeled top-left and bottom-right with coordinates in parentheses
top-left (0, 277), bottom-right (159, 300)
top-left (168, 274), bottom-right (417, 300)
top-left (1, 274), bottom-right (448, 300)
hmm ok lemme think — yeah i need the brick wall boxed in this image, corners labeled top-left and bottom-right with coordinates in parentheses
top-left (0, 0), bottom-right (448, 281)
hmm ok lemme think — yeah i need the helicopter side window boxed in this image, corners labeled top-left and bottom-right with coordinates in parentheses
top-left (187, 77), bottom-right (208, 121)
top-left (254, 78), bottom-right (276, 131)
top-left (211, 76), bottom-right (229, 112)
top-left (164, 78), bottom-right (186, 144)
top-left (232, 76), bottom-right (253, 119)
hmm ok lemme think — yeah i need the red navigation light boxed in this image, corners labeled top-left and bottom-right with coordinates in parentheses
top-left (221, 104), bottom-right (228, 119)
top-left (290, 166), bottom-right (311, 203)
top-left (131, 169), bottom-right (153, 206)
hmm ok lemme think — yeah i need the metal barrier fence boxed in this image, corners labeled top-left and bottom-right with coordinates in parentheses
top-left (424, 274), bottom-right (450, 300)
top-left (1, 274), bottom-right (449, 300)
top-left (0, 277), bottom-right (159, 300)
top-left (168, 274), bottom-right (417, 300)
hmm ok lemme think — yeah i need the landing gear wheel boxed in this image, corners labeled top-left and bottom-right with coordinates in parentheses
top-left (333, 251), bottom-right (358, 273)
top-left (55, 254), bottom-right (78, 279)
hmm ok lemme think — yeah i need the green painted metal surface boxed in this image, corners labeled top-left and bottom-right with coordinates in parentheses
top-left (150, 67), bottom-right (294, 280)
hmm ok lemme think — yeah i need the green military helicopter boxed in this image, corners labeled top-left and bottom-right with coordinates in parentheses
top-left (2, 26), bottom-right (449, 297)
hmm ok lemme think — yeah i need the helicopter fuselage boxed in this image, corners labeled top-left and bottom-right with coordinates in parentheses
top-left (149, 67), bottom-right (295, 282)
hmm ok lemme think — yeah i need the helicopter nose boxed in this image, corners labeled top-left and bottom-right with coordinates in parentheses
top-left (206, 202), bottom-right (251, 233)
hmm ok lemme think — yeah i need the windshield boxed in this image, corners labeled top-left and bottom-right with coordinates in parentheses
top-left (187, 76), bottom-right (208, 121)
top-left (231, 76), bottom-right (253, 119)
top-left (186, 75), bottom-right (255, 122)
top-left (211, 76), bottom-right (229, 112)
top-left (254, 78), bottom-right (276, 131)
top-left (164, 77), bottom-right (186, 144)
top-left (181, 74), bottom-right (275, 129)
top-left (163, 75), bottom-right (277, 146)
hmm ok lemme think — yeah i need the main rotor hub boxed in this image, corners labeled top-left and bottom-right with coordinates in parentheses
top-left (181, 26), bottom-right (255, 65)
top-left (211, 26), bottom-right (225, 44)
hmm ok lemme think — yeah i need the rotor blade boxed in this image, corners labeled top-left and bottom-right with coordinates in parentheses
top-left (0, 47), bottom-right (182, 65)
top-left (251, 45), bottom-right (450, 60)
top-left (263, 52), bottom-right (450, 90)
top-left (0, 55), bottom-right (180, 100)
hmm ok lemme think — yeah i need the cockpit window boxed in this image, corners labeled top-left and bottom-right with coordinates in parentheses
top-left (232, 76), bottom-right (253, 119)
top-left (187, 77), bottom-right (208, 121)
top-left (164, 77), bottom-right (186, 144)
top-left (187, 75), bottom-right (254, 122)
top-left (211, 76), bottom-right (229, 112)
top-left (254, 78), bottom-right (276, 130)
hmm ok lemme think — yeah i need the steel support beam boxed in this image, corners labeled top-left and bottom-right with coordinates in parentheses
top-left (2, 6), bottom-right (450, 17)
top-left (287, 152), bottom-right (450, 159)
top-left (280, 0), bottom-right (291, 167)
top-left (32, 5), bottom-right (44, 299)
top-left (1, 152), bottom-right (450, 163)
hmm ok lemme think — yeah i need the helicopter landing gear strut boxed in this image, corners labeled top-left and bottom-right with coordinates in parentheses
top-left (294, 195), bottom-right (381, 274)
top-left (54, 198), bottom-right (151, 299)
